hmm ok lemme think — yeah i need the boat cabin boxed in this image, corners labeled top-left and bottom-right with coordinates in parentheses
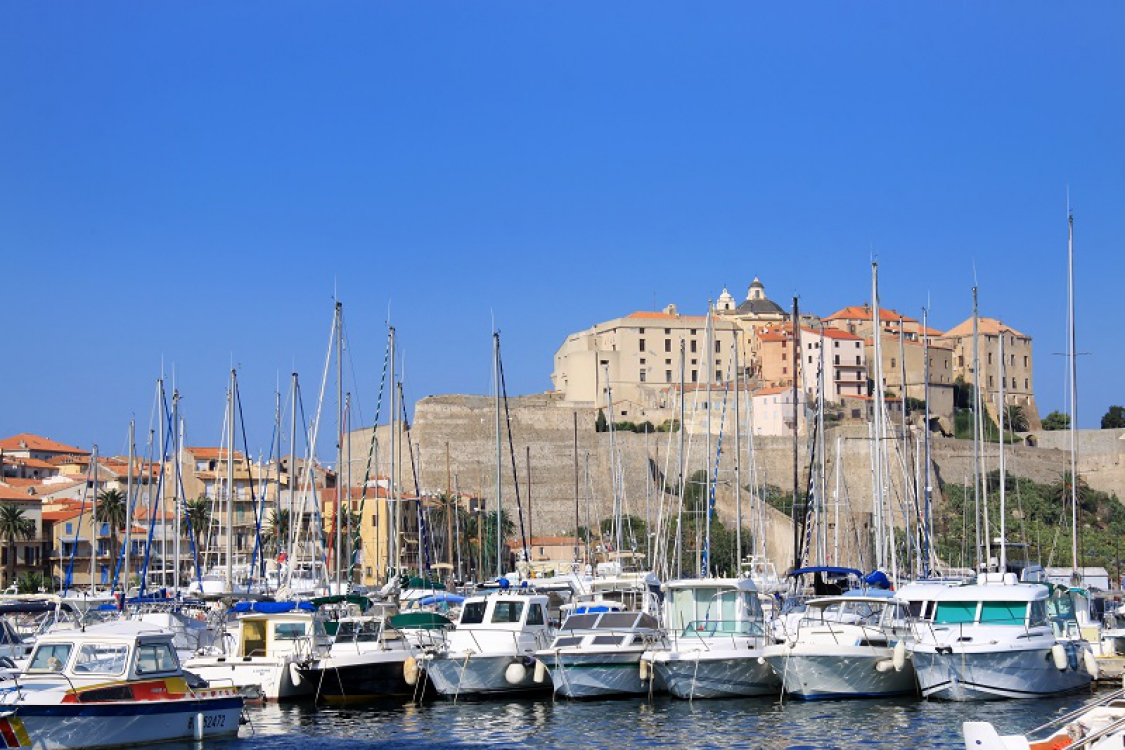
top-left (25, 621), bottom-right (184, 685)
top-left (548, 610), bottom-right (660, 651)
top-left (898, 580), bottom-right (1063, 631)
top-left (226, 604), bottom-right (329, 659)
top-left (456, 593), bottom-right (551, 633)
top-left (662, 578), bottom-right (764, 637)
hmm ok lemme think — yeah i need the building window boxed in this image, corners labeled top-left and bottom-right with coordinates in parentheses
top-left (691, 370), bottom-right (698, 382)
top-left (781, 352), bottom-right (787, 361)
top-left (782, 367), bottom-right (787, 375)
top-left (371, 515), bottom-right (378, 528)
top-left (890, 358), bottom-right (896, 368)
top-left (1024, 378), bottom-right (1029, 389)
top-left (690, 340), bottom-right (697, 353)
top-left (666, 370), bottom-right (672, 383)
top-left (835, 355), bottom-right (840, 365)
top-left (664, 328), bottom-right (671, 334)
top-left (639, 328), bottom-right (645, 334)
top-left (1012, 377), bottom-right (1017, 389)
top-left (807, 355), bottom-right (813, 364)
top-left (987, 352), bottom-right (993, 365)
top-left (989, 376), bottom-right (994, 387)
top-left (1024, 356), bottom-right (1028, 367)
top-left (715, 370), bottom-right (721, 381)
top-left (715, 341), bottom-right (721, 354)
top-left (639, 339), bottom-right (646, 352)
top-left (856, 356), bottom-right (861, 365)
top-left (640, 371), bottom-right (647, 382)
top-left (665, 339), bottom-right (671, 352)
top-left (690, 329), bottom-right (697, 335)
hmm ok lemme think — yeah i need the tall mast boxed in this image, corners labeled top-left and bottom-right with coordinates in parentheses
top-left (1068, 208), bottom-right (1080, 583)
top-left (971, 286), bottom-right (982, 571)
top-left (791, 296), bottom-right (800, 572)
top-left (898, 319), bottom-right (910, 577)
top-left (922, 307), bottom-right (933, 578)
top-left (871, 265), bottom-right (885, 570)
top-left (124, 420), bottom-right (134, 595)
top-left (287, 372), bottom-right (298, 588)
top-left (493, 332), bottom-right (503, 578)
top-left (676, 340), bottom-right (686, 579)
top-left (704, 304), bottom-right (713, 577)
top-left (334, 301), bottom-right (343, 591)
top-left (389, 327), bottom-right (398, 579)
top-left (733, 328), bottom-right (743, 567)
top-left (158, 378), bottom-right (166, 589)
top-left (998, 331), bottom-right (1007, 574)
top-left (172, 390), bottom-right (181, 595)
top-left (91, 443), bottom-right (99, 594)
top-left (226, 369), bottom-right (236, 592)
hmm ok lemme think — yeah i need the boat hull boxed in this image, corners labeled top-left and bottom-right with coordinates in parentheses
top-left (1, 696), bottom-right (242, 749)
top-left (299, 649), bottom-right (429, 702)
top-left (913, 646), bottom-right (1092, 701)
top-left (763, 650), bottom-right (916, 699)
top-left (184, 656), bottom-right (310, 701)
top-left (648, 650), bottom-right (779, 699)
top-left (422, 654), bottom-right (551, 699)
top-left (540, 649), bottom-right (649, 699)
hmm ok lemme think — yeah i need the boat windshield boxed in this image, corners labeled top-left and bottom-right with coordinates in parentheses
top-left (28, 643), bottom-right (72, 672)
top-left (802, 600), bottom-right (883, 626)
top-left (135, 641), bottom-right (179, 674)
top-left (73, 643), bottom-right (129, 675)
top-left (1049, 592), bottom-right (1081, 638)
top-left (460, 601), bottom-right (487, 625)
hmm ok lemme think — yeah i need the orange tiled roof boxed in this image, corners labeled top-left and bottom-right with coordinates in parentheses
top-left (802, 326), bottom-right (863, 341)
top-left (0, 486), bottom-right (36, 502)
top-left (0, 434), bottom-right (88, 455)
top-left (3, 457), bottom-right (56, 470)
top-left (753, 386), bottom-right (791, 397)
top-left (824, 306), bottom-right (919, 324)
top-left (1, 478), bottom-right (43, 489)
top-left (940, 317), bottom-right (1027, 339)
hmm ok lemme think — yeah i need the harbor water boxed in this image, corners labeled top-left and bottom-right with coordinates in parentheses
top-left (186, 691), bottom-right (1102, 749)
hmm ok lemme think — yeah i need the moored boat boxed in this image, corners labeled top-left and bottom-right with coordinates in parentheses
top-left (0, 620), bottom-right (242, 749)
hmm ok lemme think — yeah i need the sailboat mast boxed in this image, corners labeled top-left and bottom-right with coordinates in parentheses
top-left (124, 420), bottom-right (134, 595)
top-left (226, 369), bottom-right (235, 592)
top-left (733, 328), bottom-right (743, 567)
top-left (704, 305), bottom-right (713, 577)
top-left (91, 443), bottom-right (99, 594)
top-left (871, 265), bottom-right (885, 571)
top-left (335, 301), bottom-right (343, 591)
top-left (1068, 209), bottom-right (1080, 583)
top-left (998, 332), bottom-right (1007, 573)
top-left (493, 332), bottom-right (503, 579)
top-left (287, 372), bottom-right (298, 588)
top-left (172, 390), bottom-right (181, 595)
top-left (923, 307), bottom-right (933, 578)
top-left (791, 296), bottom-right (800, 572)
top-left (389, 327), bottom-right (398, 579)
top-left (158, 378), bottom-right (166, 589)
top-left (971, 286), bottom-right (982, 571)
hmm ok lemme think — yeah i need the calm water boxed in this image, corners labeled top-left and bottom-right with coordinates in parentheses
top-left (184, 690), bottom-right (1106, 750)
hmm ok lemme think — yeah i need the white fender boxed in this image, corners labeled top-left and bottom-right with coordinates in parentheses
top-left (403, 655), bottom-right (419, 686)
top-left (289, 662), bottom-right (304, 687)
top-left (533, 659), bottom-right (548, 684)
top-left (505, 661), bottom-right (528, 685)
top-left (639, 659), bottom-right (651, 680)
top-left (1084, 649), bottom-right (1100, 680)
top-left (1052, 643), bottom-right (1068, 671)
top-left (892, 641), bottom-right (907, 672)
top-left (875, 659), bottom-right (895, 673)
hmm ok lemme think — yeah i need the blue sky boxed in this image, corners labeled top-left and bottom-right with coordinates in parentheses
top-left (1, 3), bottom-right (1122, 458)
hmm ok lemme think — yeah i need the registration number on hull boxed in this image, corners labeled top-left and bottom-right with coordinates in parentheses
top-left (187, 713), bottom-right (227, 731)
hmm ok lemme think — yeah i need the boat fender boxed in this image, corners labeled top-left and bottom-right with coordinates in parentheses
top-left (289, 662), bottom-right (304, 687)
top-left (1051, 643), bottom-right (1068, 671)
top-left (756, 657), bottom-right (766, 665)
top-left (875, 659), bottom-right (895, 673)
top-left (403, 656), bottom-right (419, 686)
top-left (1083, 649), bottom-right (1099, 680)
top-left (639, 659), bottom-right (651, 681)
top-left (892, 641), bottom-right (907, 672)
top-left (505, 661), bottom-right (527, 685)
top-left (533, 659), bottom-right (548, 684)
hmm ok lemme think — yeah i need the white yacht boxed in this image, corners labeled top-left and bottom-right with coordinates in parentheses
top-left (183, 602), bottom-right (331, 700)
top-left (641, 578), bottom-right (778, 699)
top-left (535, 601), bottom-right (664, 699)
top-left (905, 574), bottom-right (1095, 701)
top-left (419, 590), bottom-right (553, 699)
top-left (762, 594), bottom-right (916, 699)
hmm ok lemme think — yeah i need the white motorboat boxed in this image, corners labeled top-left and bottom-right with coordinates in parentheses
top-left (536, 603), bottom-right (664, 699)
top-left (762, 594), bottom-right (916, 699)
top-left (419, 590), bottom-right (554, 699)
top-left (183, 601), bottom-right (331, 700)
top-left (641, 577), bottom-right (778, 699)
top-left (0, 620), bottom-right (242, 749)
top-left (905, 574), bottom-right (1095, 701)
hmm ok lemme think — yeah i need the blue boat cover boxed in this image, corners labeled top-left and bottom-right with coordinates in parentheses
top-left (230, 601), bottom-right (315, 614)
top-left (788, 566), bottom-right (863, 579)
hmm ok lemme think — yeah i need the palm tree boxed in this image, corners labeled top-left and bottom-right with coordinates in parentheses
top-left (1006, 405), bottom-right (1030, 433)
top-left (1053, 471), bottom-right (1092, 514)
top-left (0, 503), bottom-right (35, 588)
top-left (185, 497), bottom-right (212, 547)
top-left (262, 508), bottom-right (291, 559)
top-left (16, 570), bottom-right (46, 594)
top-left (95, 488), bottom-right (127, 577)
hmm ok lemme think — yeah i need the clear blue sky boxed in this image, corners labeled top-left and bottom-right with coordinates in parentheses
top-left (1, 3), bottom-right (1122, 459)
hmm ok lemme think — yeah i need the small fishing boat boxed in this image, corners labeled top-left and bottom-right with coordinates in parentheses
top-left (0, 620), bottom-right (242, 749)
top-left (183, 601), bottom-right (331, 700)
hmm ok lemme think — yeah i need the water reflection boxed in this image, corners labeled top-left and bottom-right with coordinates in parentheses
top-left (215, 691), bottom-right (1100, 749)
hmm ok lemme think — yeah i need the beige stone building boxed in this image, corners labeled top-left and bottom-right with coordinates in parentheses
top-left (798, 326), bottom-right (868, 402)
top-left (936, 317), bottom-right (1040, 429)
top-left (865, 334), bottom-right (957, 427)
top-left (551, 307), bottom-right (742, 415)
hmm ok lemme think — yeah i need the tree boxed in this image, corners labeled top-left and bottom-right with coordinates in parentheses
top-left (595, 409), bottom-right (608, 433)
top-left (16, 570), bottom-right (45, 594)
top-left (261, 508), bottom-right (291, 558)
top-left (95, 488), bottom-right (127, 579)
top-left (1005, 405), bottom-right (1030, 433)
top-left (1102, 405), bottom-right (1125, 429)
top-left (1043, 411), bottom-right (1071, 431)
top-left (0, 503), bottom-right (35, 588)
top-left (185, 497), bottom-right (212, 547)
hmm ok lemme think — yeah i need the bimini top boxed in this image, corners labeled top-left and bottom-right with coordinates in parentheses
top-left (898, 580), bottom-right (1049, 603)
top-left (788, 566), bottom-right (863, 579)
top-left (230, 600), bottom-right (315, 614)
top-left (662, 577), bottom-right (758, 593)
